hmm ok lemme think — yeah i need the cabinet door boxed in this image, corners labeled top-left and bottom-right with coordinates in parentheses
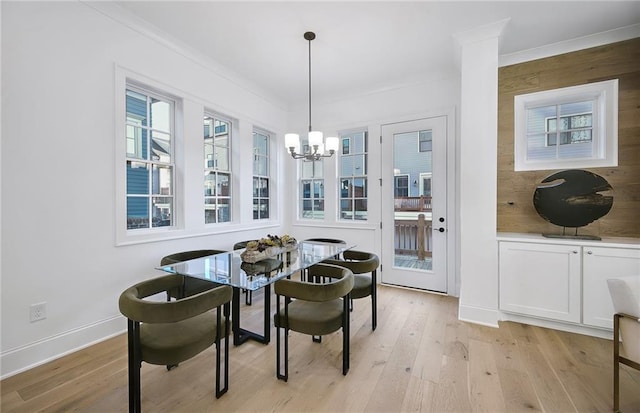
top-left (583, 247), bottom-right (640, 329)
top-left (499, 242), bottom-right (581, 323)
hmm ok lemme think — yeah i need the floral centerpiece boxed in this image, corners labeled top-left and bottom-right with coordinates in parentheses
top-left (240, 234), bottom-right (298, 263)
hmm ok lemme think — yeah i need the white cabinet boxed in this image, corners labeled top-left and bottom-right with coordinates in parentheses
top-left (498, 234), bottom-right (640, 333)
top-left (583, 246), bottom-right (640, 328)
top-left (499, 242), bottom-right (582, 323)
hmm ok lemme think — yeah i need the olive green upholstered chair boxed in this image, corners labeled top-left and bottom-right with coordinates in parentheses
top-left (160, 249), bottom-right (226, 300)
top-left (322, 250), bottom-right (380, 331)
top-left (119, 274), bottom-right (232, 413)
top-left (233, 241), bottom-right (256, 305)
top-left (607, 276), bottom-right (640, 413)
top-left (273, 263), bottom-right (354, 381)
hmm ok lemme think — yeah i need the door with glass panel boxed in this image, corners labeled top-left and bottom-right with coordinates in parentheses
top-left (381, 116), bottom-right (448, 292)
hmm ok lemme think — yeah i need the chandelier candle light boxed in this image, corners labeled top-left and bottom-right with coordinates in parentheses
top-left (285, 31), bottom-right (339, 161)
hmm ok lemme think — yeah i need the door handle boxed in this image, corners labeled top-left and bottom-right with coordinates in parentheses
top-left (435, 227), bottom-right (446, 233)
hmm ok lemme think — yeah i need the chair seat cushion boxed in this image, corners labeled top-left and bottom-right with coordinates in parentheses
top-left (274, 299), bottom-right (344, 336)
top-left (140, 310), bottom-right (224, 365)
top-left (351, 274), bottom-right (372, 299)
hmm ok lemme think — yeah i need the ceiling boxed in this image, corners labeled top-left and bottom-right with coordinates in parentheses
top-left (114, 1), bottom-right (640, 108)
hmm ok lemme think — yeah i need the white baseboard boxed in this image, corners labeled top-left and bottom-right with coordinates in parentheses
top-left (458, 303), bottom-right (500, 328)
top-left (500, 311), bottom-right (613, 340)
top-left (1, 316), bottom-right (126, 380)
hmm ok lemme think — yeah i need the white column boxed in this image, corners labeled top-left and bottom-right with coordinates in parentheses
top-left (455, 19), bottom-right (508, 327)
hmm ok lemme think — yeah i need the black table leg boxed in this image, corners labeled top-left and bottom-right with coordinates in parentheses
top-left (232, 285), bottom-right (271, 346)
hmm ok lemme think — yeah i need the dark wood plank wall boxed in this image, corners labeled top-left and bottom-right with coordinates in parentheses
top-left (497, 37), bottom-right (640, 238)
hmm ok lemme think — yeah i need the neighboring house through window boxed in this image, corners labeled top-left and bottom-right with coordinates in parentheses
top-left (125, 86), bottom-right (175, 230)
top-left (204, 114), bottom-right (231, 224)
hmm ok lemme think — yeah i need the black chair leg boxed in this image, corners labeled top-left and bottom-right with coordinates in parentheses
top-left (215, 303), bottom-right (230, 398)
top-left (312, 335), bottom-right (322, 343)
top-left (343, 294), bottom-right (350, 375)
top-left (127, 320), bottom-right (142, 413)
top-left (276, 326), bottom-right (289, 381)
top-left (372, 270), bottom-right (377, 331)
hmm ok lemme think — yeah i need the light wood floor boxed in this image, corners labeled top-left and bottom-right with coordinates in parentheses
top-left (2, 285), bottom-right (639, 412)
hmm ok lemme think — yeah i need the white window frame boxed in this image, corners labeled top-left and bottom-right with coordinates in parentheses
top-left (204, 112), bottom-right (232, 225)
top-left (300, 159), bottom-right (325, 220)
top-left (514, 79), bottom-right (618, 171)
top-left (338, 129), bottom-right (368, 221)
top-left (252, 128), bottom-right (272, 221)
top-left (115, 69), bottom-right (184, 246)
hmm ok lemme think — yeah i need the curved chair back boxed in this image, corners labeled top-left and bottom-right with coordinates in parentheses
top-left (274, 264), bottom-right (354, 381)
top-left (322, 250), bottom-right (379, 330)
top-left (119, 274), bottom-right (232, 412)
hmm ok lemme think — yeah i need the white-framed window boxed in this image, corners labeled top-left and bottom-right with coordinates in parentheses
top-left (300, 159), bottom-right (324, 219)
top-left (419, 172), bottom-right (432, 197)
top-left (419, 130), bottom-right (432, 152)
top-left (339, 130), bottom-right (368, 221)
top-left (253, 129), bottom-right (271, 220)
top-left (514, 79), bottom-right (618, 171)
top-left (125, 86), bottom-right (175, 230)
top-left (204, 114), bottom-right (231, 224)
top-left (394, 174), bottom-right (409, 197)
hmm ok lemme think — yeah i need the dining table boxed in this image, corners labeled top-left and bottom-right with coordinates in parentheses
top-left (157, 240), bottom-right (353, 346)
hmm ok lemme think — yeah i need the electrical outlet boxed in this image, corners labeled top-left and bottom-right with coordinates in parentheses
top-left (30, 302), bottom-right (47, 322)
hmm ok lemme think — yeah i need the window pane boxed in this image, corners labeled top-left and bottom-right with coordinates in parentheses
top-left (205, 198), bottom-right (216, 224)
top-left (354, 199), bottom-right (367, 220)
top-left (152, 196), bottom-right (172, 227)
top-left (302, 181), bottom-right (311, 198)
top-left (214, 145), bottom-right (229, 171)
top-left (151, 131), bottom-right (171, 163)
top-left (340, 200), bottom-right (353, 219)
top-left (354, 178), bottom-right (367, 198)
top-left (152, 165), bottom-right (172, 195)
top-left (127, 197), bottom-right (149, 229)
top-left (217, 198), bottom-right (230, 223)
top-left (126, 126), bottom-right (146, 159)
top-left (150, 98), bottom-right (170, 132)
top-left (353, 154), bottom-right (367, 175)
top-left (341, 179), bottom-right (352, 197)
top-left (313, 181), bottom-right (324, 198)
top-left (342, 138), bottom-right (350, 155)
top-left (126, 90), bottom-right (147, 127)
top-left (127, 161), bottom-right (149, 195)
top-left (254, 133), bottom-right (268, 156)
top-left (218, 173), bottom-right (230, 196)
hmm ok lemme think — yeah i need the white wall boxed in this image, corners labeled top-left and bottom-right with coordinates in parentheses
top-left (0, 2), bottom-right (288, 377)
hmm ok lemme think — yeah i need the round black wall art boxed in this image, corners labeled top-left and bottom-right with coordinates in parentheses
top-left (533, 169), bottom-right (613, 239)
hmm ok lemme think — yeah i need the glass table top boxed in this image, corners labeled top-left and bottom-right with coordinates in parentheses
top-left (156, 240), bottom-right (353, 291)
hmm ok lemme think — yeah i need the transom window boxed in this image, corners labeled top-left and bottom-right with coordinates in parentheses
top-left (514, 79), bottom-right (618, 171)
top-left (125, 87), bottom-right (175, 230)
top-left (339, 130), bottom-right (368, 221)
top-left (204, 114), bottom-right (231, 224)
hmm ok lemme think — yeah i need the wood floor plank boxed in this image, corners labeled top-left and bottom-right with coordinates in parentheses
top-left (467, 338), bottom-right (507, 412)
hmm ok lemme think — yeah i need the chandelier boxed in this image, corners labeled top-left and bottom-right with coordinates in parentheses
top-left (285, 31), bottom-right (339, 161)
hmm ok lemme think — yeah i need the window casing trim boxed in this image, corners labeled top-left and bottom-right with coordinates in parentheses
top-left (513, 79), bottom-right (618, 171)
